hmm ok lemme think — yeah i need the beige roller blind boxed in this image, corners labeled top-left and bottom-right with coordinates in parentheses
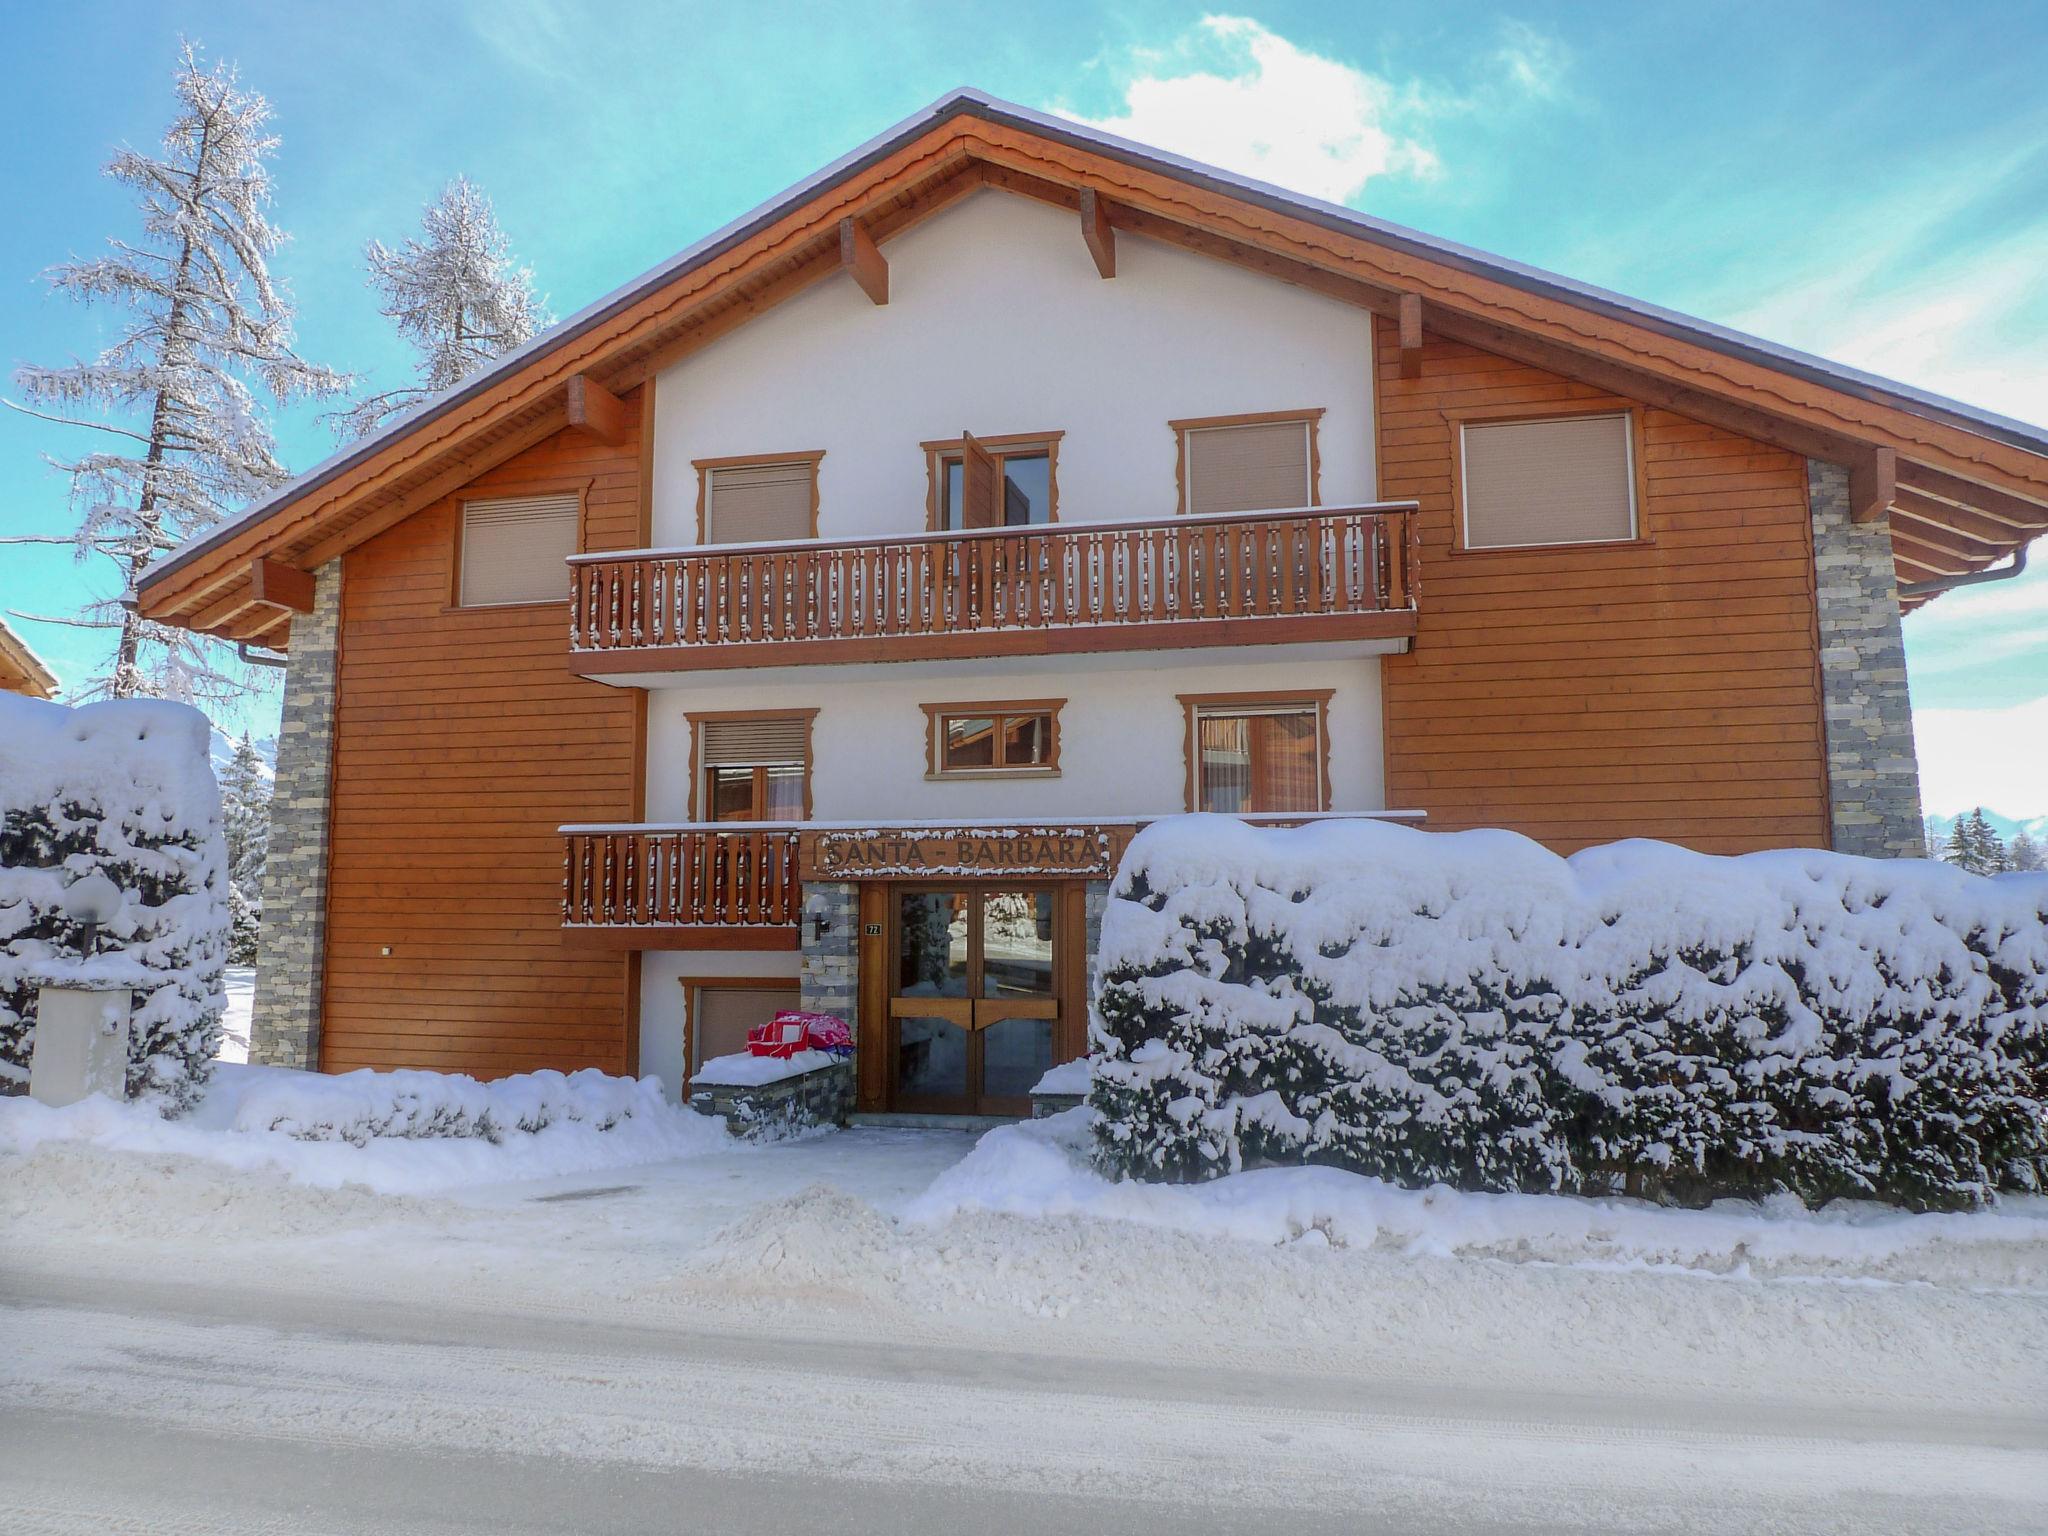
top-left (706, 461), bottom-right (815, 544)
top-left (1461, 414), bottom-right (1635, 549)
top-left (459, 493), bottom-right (578, 606)
top-left (699, 715), bottom-right (810, 766)
top-left (1185, 420), bottom-right (1311, 515)
top-left (694, 985), bottom-right (797, 1068)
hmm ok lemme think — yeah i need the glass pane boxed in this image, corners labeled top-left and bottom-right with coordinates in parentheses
top-left (896, 1015), bottom-right (969, 1102)
top-left (761, 765), bottom-right (805, 820)
top-left (898, 891), bottom-right (970, 996)
top-left (1001, 713), bottom-right (1048, 767)
top-left (982, 1014), bottom-right (1054, 1100)
top-left (941, 459), bottom-right (964, 531)
top-left (1196, 716), bottom-right (1252, 813)
top-left (982, 891), bottom-right (1054, 996)
top-left (709, 766), bottom-right (759, 821)
top-left (1252, 712), bottom-right (1319, 813)
top-left (943, 716), bottom-right (997, 769)
top-left (1000, 452), bottom-right (1051, 525)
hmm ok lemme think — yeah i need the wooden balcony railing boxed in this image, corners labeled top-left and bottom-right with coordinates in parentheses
top-left (568, 503), bottom-right (1418, 672)
top-left (561, 825), bottom-right (801, 947)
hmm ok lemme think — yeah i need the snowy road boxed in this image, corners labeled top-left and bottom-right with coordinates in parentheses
top-left (3, 1268), bottom-right (2041, 1535)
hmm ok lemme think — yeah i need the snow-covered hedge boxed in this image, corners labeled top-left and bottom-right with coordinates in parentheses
top-left (1090, 818), bottom-right (2048, 1211)
top-left (237, 1064), bottom-right (664, 1146)
top-left (0, 695), bottom-right (228, 1112)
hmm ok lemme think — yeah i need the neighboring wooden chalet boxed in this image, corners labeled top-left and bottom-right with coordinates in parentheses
top-left (138, 91), bottom-right (2048, 1110)
top-left (0, 618), bottom-right (58, 699)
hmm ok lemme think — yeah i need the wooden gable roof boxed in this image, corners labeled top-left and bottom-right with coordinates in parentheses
top-left (136, 89), bottom-right (2048, 648)
top-left (0, 618), bottom-right (58, 699)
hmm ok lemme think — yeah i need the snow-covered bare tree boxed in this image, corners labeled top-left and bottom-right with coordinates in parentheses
top-left (5, 40), bottom-right (346, 704)
top-left (327, 177), bottom-right (550, 441)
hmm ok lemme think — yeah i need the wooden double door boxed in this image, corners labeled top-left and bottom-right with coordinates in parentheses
top-left (885, 885), bottom-right (1072, 1116)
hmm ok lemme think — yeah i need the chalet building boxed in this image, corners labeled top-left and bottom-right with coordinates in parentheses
top-left (0, 618), bottom-right (58, 700)
top-left (138, 92), bottom-right (2048, 1113)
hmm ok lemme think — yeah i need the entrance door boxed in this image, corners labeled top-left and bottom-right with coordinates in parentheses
top-left (888, 887), bottom-right (1058, 1115)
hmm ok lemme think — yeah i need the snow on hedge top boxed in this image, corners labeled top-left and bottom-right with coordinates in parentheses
top-left (1105, 814), bottom-right (2048, 1027)
top-left (0, 693), bottom-right (220, 839)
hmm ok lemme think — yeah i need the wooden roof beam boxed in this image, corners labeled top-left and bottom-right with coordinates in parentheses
top-left (1895, 461), bottom-right (2048, 529)
top-left (1849, 445), bottom-right (1896, 523)
top-left (839, 217), bottom-right (887, 305)
top-left (1890, 515), bottom-right (1997, 564)
top-left (249, 557), bottom-right (315, 614)
top-left (1889, 529), bottom-right (1974, 577)
top-left (565, 374), bottom-right (629, 445)
top-left (1078, 188), bottom-right (1115, 278)
top-left (1891, 489), bottom-right (2026, 546)
top-left (1398, 293), bottom-right (1424, 380)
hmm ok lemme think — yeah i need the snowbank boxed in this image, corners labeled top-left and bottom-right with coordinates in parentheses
top-left (1093, 817), bottom-right (2048, 1208)
top-left (0, 694), bottom-right (227, 1110)
top-left (0, 1062), bottom-right (732, 1194)
top-left (910, 1109), bottom-right (2048, 1286)
top-left (1030, 1059), bottom-right (1090, 1096)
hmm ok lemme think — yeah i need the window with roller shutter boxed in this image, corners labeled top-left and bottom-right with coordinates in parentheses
top-left (457, 492), bottom-right (580, 606)
top-left (1173, 413), bottom-right (1321, 515)
top-left (692, 712), bottom-right (815, 821)
top-left (1459, 412), bottom-right (1637, 549)
top-left (696, 455), bottom-right (822, 544)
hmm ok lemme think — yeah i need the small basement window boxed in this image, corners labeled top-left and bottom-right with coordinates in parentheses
top-left (687, 980), bottom-right (798, 1079)
top-left (697, 455), bottom-right (822, 545)
top-left (1174, 413), bottom-right (1321, 515)
top-left (923, 701), bottom-right (1062, 777)
top-left (458, 492), bottom-right (579, 606)
top-left (1460, 412), bottom-right (1637, 549)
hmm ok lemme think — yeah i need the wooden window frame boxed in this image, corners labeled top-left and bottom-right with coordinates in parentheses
top-left (680, 974), bottom-right (800, 1097)
top-left (693, 450), bottom-right (826, 545)
top-left (1177, 689), bottom-right (1335, 814)
top-left (448, 476), bottom-right (593, 611)
top-left (1169, 409), bottom-right (1325, 516)
top-left (920, 698), bottom-right (1065, 780)
top-left (921, 432), bottom-right (1063, 532)
top-left (1443, 398), bottom-right (1652, 556)
top-left (686, 707), bottom-right (819, 821)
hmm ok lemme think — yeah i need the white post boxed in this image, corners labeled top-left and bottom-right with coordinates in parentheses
top-left (29, 984), bottom-right (133, 1107)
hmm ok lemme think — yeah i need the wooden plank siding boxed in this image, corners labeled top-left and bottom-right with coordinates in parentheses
top-left (1375, 319), bottom-right (1831, 854)
top-left (319, 396), bottom-right (647, 1076)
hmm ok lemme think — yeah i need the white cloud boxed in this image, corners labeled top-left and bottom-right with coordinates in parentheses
top-left (1055, 16), bottom-right (1442, 205)
top-left (1915, 694), bottom-right (2048, 818)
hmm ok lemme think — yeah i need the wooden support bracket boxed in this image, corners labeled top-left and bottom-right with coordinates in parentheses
top-left (839, 217), bottom-right (888, 305)
top-left (1397, 293), bottom-right (1424, 380)
top-left (1079, 188), bottom-right (1115, 278)
top-left (249, 557), bottom-right (316, 614)
top-left (565, 374), bottom-right (629, 445)
top-left (1849, 444), bottom-right (1897, 524)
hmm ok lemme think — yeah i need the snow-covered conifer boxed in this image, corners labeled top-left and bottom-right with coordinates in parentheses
top-left (219, 733), bottom-right (270, 963)
top-left (6, 41), bottom-right (345, 704)
top-left (2011, 830), bottom-right (2045, 874)
top-left (327, 177), bottom-right (550, 441)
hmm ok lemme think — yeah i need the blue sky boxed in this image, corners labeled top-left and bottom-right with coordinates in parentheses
top-left (4, 2), bottom-right (2045, 814)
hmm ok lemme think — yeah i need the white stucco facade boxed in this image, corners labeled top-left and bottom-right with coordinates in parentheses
top-left (652, 188), bottom-right (1378, 543)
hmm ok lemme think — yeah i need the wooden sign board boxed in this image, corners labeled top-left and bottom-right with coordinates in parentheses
top-left (800, 826), bottom-right (1129, 881)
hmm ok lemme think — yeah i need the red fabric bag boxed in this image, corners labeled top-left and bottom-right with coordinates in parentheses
top-left (745, 1016), bottom-right (810, 1059)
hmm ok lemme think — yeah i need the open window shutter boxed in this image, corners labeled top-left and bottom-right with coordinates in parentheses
top-left (459, 493), bottom-right (579, 605)
top-left (1461, 414), bottom-right (1634, 548)
top-left (706, 461), bottom-right (815, 544)
top-left (960, 433), bottom-right (1002, 530)
top-left (698, 716), bottom-right (811, 766)
top-left (1185, 422), bottom-right (1311, 515)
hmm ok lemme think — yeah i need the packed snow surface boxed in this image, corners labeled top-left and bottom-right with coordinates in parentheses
top-left (1029, 1058), bottom-right (1090, 1096)
top-left (692, 1048), bottom-right (841, 1087)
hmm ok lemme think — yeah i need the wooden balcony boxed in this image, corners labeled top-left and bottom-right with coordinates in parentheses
top-left (561, 825), bottom-right (802, 949)
top-left (567, 503), bottom-right (1419, 674)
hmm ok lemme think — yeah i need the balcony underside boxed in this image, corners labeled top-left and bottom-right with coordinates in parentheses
top-left (571, 609), bottom-right (1417, 679)
top-left (562, 924), bottom-right (799, 950)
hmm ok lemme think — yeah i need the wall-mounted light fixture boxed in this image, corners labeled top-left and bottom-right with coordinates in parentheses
top-left (803, 891), bottom-right (833, 945)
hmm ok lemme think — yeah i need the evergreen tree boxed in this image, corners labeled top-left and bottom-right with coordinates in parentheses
top-left (1948, 809), bottom-right (2010, 875)
top-left (4, 41), bottom-right (345, 704)
top-left (328, 176), bottom-right (550, 441)
top-left (219, 732), bottom-right (271, 963)
top-left (1944, 817), bottom-right (1977, 871)
top-left (2008, 829), bottom-right (2044, 874)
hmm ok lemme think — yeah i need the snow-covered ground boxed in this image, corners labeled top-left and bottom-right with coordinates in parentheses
top-left (2, 1076), bottom-right (2044, 1532)
top-left (214, 964), bottom-right (254, 1063)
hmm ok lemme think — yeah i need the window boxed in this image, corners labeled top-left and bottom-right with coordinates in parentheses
top-left (1459, 411), bottom-right (1637, 550)
top-left (685, 979), bottom-right (798, 1079)
top-left (458, 492), bottom-right (579, 606)
top-left (924, 433), bottom-right (1059, 530)
top-left (921, 700), bottom-right (1063, 777)
top-left (691, 711), bottom-right (815, 821)
top-left (1179, 692), bottom-right (1332, 814)
top-left (1173, 412), bottom-right (1321, 515)
top-left (695, 453), bottom-right (823, 545)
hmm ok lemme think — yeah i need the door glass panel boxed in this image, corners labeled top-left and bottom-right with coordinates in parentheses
top-left (897, 891), bottom-right (969, 996)
top-left (982, 891), bottom-right (1054, 996)
top-left (1001, 453), bottom-right (1051, 525)
top-left (982, 1013), bottom-right (1054, 1101)
top-left (896, 1015), bottom-right (968, 1101)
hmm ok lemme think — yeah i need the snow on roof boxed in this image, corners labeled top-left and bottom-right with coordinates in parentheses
top-left (140, 87), bottom-right (2048, 598)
